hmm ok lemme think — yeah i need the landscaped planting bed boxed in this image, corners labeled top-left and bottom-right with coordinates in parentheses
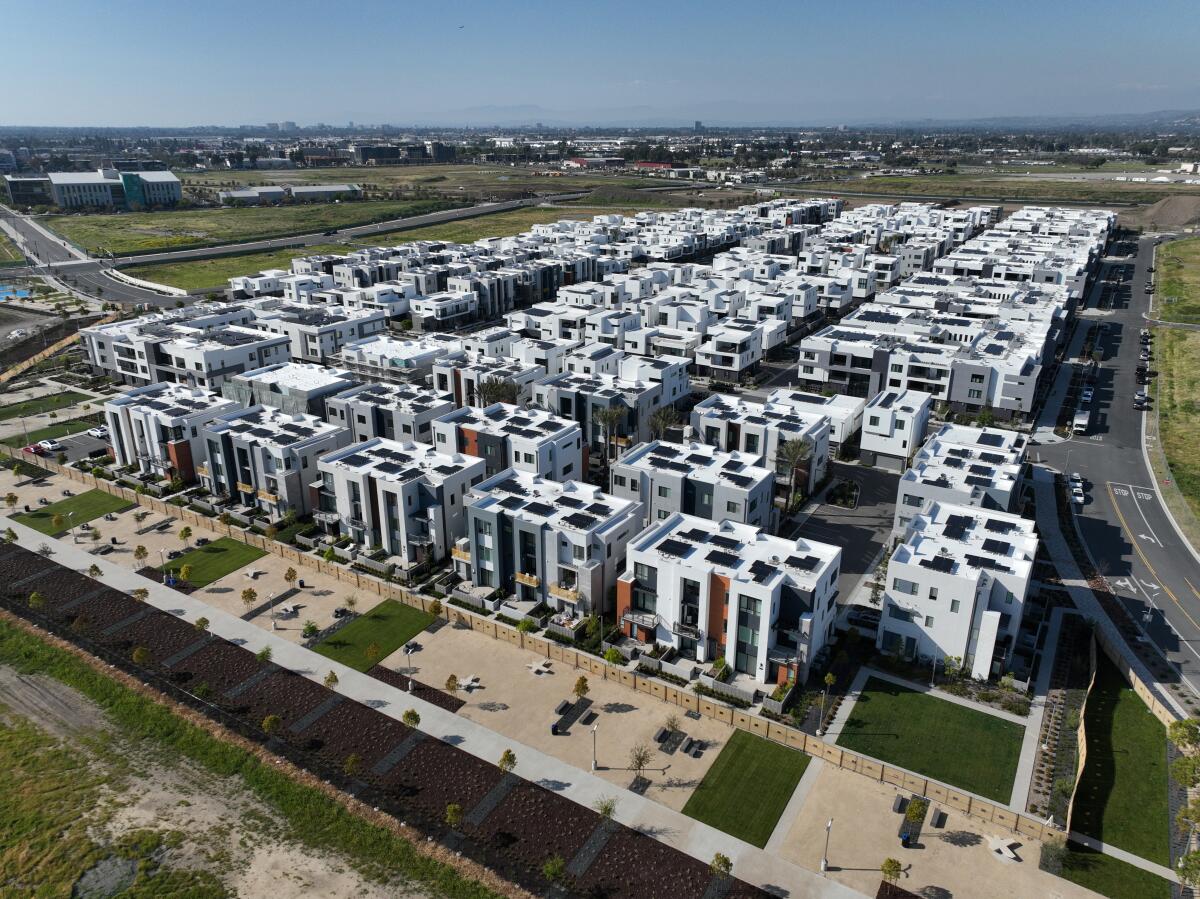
top-left (381, 738), bottom-right (505, 822)
top-left (0, 544), bottom-right (768, 899)
top-left (577, 826), bottom-right (712, 899)
top-left (104, 607), bottom-right (202, 659)
top-left (0, 543), bottom-right (59, 586)
top-left (171, 640), bottom-right (267, 698)
top-left (368, 664), bottom-right (465, 712)
top-left (296, 697), bottom-right (412, 772)
top-left (468, 780), bottom-right (597, 874)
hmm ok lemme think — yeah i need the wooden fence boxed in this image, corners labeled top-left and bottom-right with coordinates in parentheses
top-left (0, 446), bottom-right (1109, 844)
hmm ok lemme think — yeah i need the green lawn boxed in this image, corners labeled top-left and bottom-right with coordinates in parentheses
top-left (681, 729), bottom-right (810, 847)
top-left (1156, 237), bottom-right (1200, 323)
top-left (1069, 654), bottom-right (1170, 865)
top-left (157, 536), bottom-right (267, 587)
top-left (0, 391), bottom-right (90, 422)
top-left (0, 230), bottom-right (24, 265)
top-left (121, 205), bottom-right (647, 290)
top-left (1, 416), bottom-right (101, 448)
top-left (11, 489), bottom-right (132, 535)
top-left (1059, 844), bottom-right (1172, 899)
top-left (43, 198), bottom-right (462, 255)
top-left (313, 599), bottom-right (435, 672)
top-left (835, 677), bottom-right (1024, 802)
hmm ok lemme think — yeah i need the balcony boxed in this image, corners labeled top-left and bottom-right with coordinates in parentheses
top-left (514, 571), bottom-right (541, 588)
top-left (313, 511), bottom-right (340, 525)
top-left (549, 582), bottom-right (581, 602)
top-left (195, 463), bottom-right (209, 476)
top-left (451, 547), bottom-right (472, 562)
top-left (257, 489), bottom-right (278, 503)
top-left (235, 481), bottom-right (254, 494)
top-left (671, 620), bottom-right (702, 640)
top-left (622, 609), bottom-right (661, 630)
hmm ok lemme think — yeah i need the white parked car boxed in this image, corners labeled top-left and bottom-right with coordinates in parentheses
top-left (86, 426), bottom-right (109, 439)
top-left (37, 438), bottom-right (62, 452)
top-left (1080, 388), bottom-right (1094, 404)
top-left (1072, 487), bottom-right (1086, 505)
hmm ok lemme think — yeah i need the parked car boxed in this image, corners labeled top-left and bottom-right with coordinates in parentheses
top-left (1070, 472), bottom-right (1084, 489)
top-left (1072, 487), bottom-right (1086, 505)
top-left (86, 426), bottom-right (108, 439)
top-left (1080, 387), bottom-right (1094, 404)
top-left (37, 439), bottom-right (62, 452)
top-left (23, 444), bottom-right (46, 456)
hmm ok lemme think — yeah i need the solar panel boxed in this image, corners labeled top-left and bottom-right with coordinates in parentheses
top-left (658, 538), bottom-right (693, 558)
top-left (709, 535), bottom-right (741, 551)
top-left (706, 549), bottom-right (739, 567)
top-left (982, 538), bottom-right (1010, 555)
top-left (524, 501), bottom-right (555, 517)
top-left (563, 512), bottom-right (598, 530)
top-left (339, 453), bottom-right (371, 467)
top-left (749, 560), bottom-right (775, 583)
top-left (977, 432), bottom-right (1004, 447)
top-left (500, 496), bottom-right (526, 510)
top-left (920, 556), bottom-right (955, 573)
top-left (965, 554), bottom-right (1010, 573)
top-left (985, 518), bottom-right (1016, 534)
top-left (965, 475), bottom-right (992, 487)
top-left (678, 528), bottom-right (710, 543)
top-left (725, 474), bottom-right (752, 488)
top-left (556, 496), bottom-right (584, 509)
top-left (968, 464), bottom-right (992, 476)
top-left (944, 514), bottom-right (973, 541)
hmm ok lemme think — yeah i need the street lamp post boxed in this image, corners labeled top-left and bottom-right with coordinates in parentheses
top-left (821, 817), bottom-right (833, 874)
top-left (591, 723), bottom-right (598, 771)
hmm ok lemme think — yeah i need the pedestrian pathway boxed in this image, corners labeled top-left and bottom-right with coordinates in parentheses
top-left (1068, 830), bottom-right (1179, 882)
top-left (1, 514), bottom-right (863, 899)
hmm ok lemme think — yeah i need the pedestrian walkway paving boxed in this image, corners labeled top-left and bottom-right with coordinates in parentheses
top-left (1068, 830), bottom-right (1179, 882)
top-left (1, 514), bottom-right (863, 899)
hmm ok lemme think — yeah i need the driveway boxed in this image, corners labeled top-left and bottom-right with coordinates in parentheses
top-left (791, 462), bottom-right (898, 602)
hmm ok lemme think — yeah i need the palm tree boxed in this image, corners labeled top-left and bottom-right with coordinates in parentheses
top-left (592, 405), bottom-right (625, 467)
top-left (648, 406), bottom-right (680, 439)
top-left (777, 438), bottom-right (814, 514)
top-left (477, 377), bottom-right (520, 406)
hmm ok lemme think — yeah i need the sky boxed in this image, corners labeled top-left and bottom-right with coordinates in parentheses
top-left (7, 0), bottom-right (1200, 127)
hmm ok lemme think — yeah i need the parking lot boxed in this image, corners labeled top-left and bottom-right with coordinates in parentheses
top-left (791, 462), bottom-right (898, 602)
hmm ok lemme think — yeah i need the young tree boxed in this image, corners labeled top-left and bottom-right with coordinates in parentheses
top-left (4, 492), bottom-right (17, 512)
top-left (364, 642), bottom-right (382, 665)
top-left (498, 748), bottom-right (517, 773)
top-left (261, 714), bottom-right (281, 735)
top-left (133, 544), bottom-right (149, 565)
top-left (241, 587), bottom-right (258, 611)
top-left (322, 546), bottom-right (338, 563)
top-left (131, 587), bottom-right (150, 602)
top-left (592, 405), bottom-right (625, 467)
top-left (343, 753), bottom-right (362, 777)
top-left (194, 616), bottom-right (209, 632)
top-left (178, 526), bottom-right (192, 547)
top-left (867, 544), bottom-right (893, 607)
top-left (573, 675), bottom-right (590, 701)
top-left (302, 620), bottom-right (319, 638)
top-left (28, 591), bottom-right (45, 609)
top-left (283, 567), bottom-right (298, 589)
top-left (87, 563), bottom-right (102, 578)
top-left (665, 713), bottom-right (681, 734)
top-left (256, 646), bottom-right (272, 663)
top-left (593, 796), bottom-right (617, 820)
top-left (603, 647), bottom-right (624, 665)
top-left (628, 742), bottom-right (652, 778)
top-left (3, 527), bottom-right (16, 544)
top-left (881, 858), bottom-right (903, 885)
top-left (1176, 755), bottom-right (1200, 789)
top-left (345, 593), bottom-right (358, 613)
top-left (445, 802), bottom-right (464, 829)
top-left (264, 525), bottom-right (278, 542)
top-left (131, 646), bottom-right (151, 666)
top-left (51, 513), bottom-right (65, 532)
top-left (1170, 719), bottom-right (1200, 752)
top-left (709, 852), bottom-right (733, 879)
top-left (517, 618), bottom-right (534, 634)
top-left (178, 564), bottom-right (193, 584)
top-left (445, 674), bottom-right (460, 695)
top-left (402, 708), bottom-right (421, 728)
top-left (648, 405), bottom-right (680, 440)
top-left (819, 670), bottom-right (837, 729)
top-left (428, 598), bottom-right (443, 617)
top-left (324, 670), bottom-right (339, 689)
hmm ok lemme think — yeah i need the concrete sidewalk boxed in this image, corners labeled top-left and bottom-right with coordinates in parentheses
top-left (2, 514), bottom-right (863, 899)
top-left (1068, 830), bottom-right (1179, 882)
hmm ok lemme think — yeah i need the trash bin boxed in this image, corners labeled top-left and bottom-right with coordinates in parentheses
top-left (550, 723), bottom-right (558, 736)
top-left (298, 579), bottom-right (305, 588)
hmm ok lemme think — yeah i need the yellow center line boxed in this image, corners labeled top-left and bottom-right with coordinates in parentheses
top-left (1106, 482), bottom-right (1200, 634)
top-left (1187, 578), bottom-right (1200, 603)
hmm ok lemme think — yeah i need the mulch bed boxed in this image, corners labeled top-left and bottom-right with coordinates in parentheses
top-left (367, 664), bottom-right (465, 713)
top-left (0, 543), bottom-right (770, 899)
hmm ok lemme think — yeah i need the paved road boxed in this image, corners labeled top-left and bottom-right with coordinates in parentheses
top-left (1035, 233), bottom-right (1200, 696)
top-left (2, 191), bottom-right (590, 306)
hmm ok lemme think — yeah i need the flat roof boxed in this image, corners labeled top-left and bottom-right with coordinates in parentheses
top-left (468, 468), bottom-right (638, 535)
top-left (319, 437), bottom-right (478, 486)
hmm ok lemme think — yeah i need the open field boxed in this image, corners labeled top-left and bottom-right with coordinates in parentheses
top-left (123, 204), bottom-right (649, 290)
top-left (0, 618), bottom-right (487, 899)
top-left (835, 677), bottom-right (1024, 802)
top-left (42, 198), bottom-right (462, 254)
top-left (1153, 327), bottom-right (1200, 523)
top-left (1069, 654), bottom-right (1170, 865)
top-left (681, 729), bottom-right (809, 847)
top-left (795, 173), bottom-right (1200, 205)
top-left (158, 537), bottom-right (267, 587)
top-left (0, 390), bottom-right (89, 422)
top-left (176, 163), bottom-right (650, 196)
top-left (1060, 844), bottom-right (1172, 899)
top-left (1156, 237), bottom-right (1200, 323)
top-left (12, 488), bottom-right (132, 535)
top-left (313, 599), bottom-right (434, 672)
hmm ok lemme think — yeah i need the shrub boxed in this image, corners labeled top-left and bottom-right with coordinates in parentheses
top-left (445, 803), bottom-right (463, 829)
top-left (905, 798), bottom-right (928, 823)
top-left (603, 647), bottom-right (623, 665)
top-left (542, 854), bottom-right (565, 883)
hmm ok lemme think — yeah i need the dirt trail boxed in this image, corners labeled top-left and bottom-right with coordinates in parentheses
top-left (0, 665), bottom-right (109, 737)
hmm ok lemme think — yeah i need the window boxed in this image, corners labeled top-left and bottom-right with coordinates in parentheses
top-left (634, 562), bottom-right (654, 582)
top-left (726, 501), bottom-right (740, 514)
top-left (436, 433), bottom-right (446, 443)
top-left (657, 509), bottom-right (669, 519)
top-left (951, 600), bottom-right (960, 613)
top-left (970, 373), bottom-right (985, 384)
top-left (929, 586), bottom-right (938, 600)
top-left (887, 605), bottom-right (911, 622)
top-left (657, 485), bottom-right (671, 498)
top-left (745, 433), bottom-right (759, 454)
top-left (869, 415), bottom-right (880, 427)
top-left (890, 363), bottom-right (902, 373)
top-left (891, 577), bottom-right (918, 595)
top-left (612, 474), bottom-right (626, 487)
top-left (1005, 590), bottom-right (1015, 604)
top-left (802, 365), bottom-right (814, 375)
top-left (924, 615), bottom-right (934, 627)
top-left (902, 494), bottom-right (923, 507)
top-left (968, 389), bottom-right (983, 400)
top-left (896, 419), bottom-right (905, 430)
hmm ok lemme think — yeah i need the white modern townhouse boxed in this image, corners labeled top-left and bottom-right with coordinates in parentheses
top-left (431, 403), bottom-right (584, 482)
top-left (325, 382), bottom-right (456, 445)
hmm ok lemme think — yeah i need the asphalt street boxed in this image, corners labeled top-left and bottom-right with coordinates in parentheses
top-left (1, 191), bottom-right (590, 306)
top-left (1035, 233), bottom-right (1200, 696)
